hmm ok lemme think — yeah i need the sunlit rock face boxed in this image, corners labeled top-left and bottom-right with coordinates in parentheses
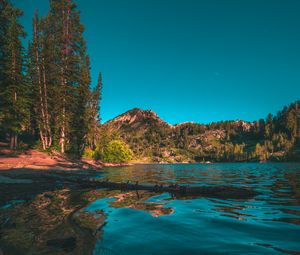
top-left (234, 120), bottom-right (254, 131)
top-left (107, 108), bottom-right (172, 130)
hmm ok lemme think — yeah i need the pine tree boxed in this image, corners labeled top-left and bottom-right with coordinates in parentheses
top-left (69, 55), bottom-right (91, 155)
top-left (86, 72), bottom-right (102, 150)
top-left (39, 0), bottom-right (94, 154)
top-left (0, 1), bottom-right (29, 149)
top-left (0, 1), bottom-right (9, 127)
top-left (28, 11), bottom-right (52, 150)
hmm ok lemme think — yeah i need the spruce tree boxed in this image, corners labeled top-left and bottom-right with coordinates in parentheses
top-left (28, 11), bottom-right (52, 150)
top-left (86, 72), bottom-right (102, 150)
top-left (69, 55), bottom-right (91, 155)
top-left (0, 0), bottom-right (29, 149)
top-left (41, 0), bottom-right (93, 154)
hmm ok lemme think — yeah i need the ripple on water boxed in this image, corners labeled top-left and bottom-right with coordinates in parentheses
top-left (89, 163), bottom-right (300, 255)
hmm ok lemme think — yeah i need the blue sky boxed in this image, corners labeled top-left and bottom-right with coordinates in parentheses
top-left (13, 0), bottom-right (300, 124)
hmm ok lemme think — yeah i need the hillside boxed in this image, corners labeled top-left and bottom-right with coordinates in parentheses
top-left (102, 102), bottom-right (300, 163)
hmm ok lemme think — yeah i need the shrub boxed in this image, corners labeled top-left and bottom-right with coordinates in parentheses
top-left (98, 140), bottom-right (133, 163)
top-left (82, 147), bottom-right (95, 159)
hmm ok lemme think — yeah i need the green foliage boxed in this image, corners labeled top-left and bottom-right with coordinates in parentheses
top-left (0, 0), bottom-right (30, 149)
top-left (95, 140), bottom-right (133, 163)
top-left (25, 0), bottom-right (101, 156)
top-left (82, 147), bottom-right (95, 159)
top-left (85, 73), bottom-right (102, 150)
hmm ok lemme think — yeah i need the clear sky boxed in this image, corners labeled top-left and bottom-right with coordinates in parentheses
top-left (13, 0), bottom-right (300, 124)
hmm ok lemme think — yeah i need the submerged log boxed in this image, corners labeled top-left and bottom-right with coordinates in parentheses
top-left (79, 180), bottom-right (259, 199)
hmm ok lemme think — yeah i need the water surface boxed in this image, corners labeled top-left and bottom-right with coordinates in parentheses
top-left (88, 163), bottom-right (300, 255)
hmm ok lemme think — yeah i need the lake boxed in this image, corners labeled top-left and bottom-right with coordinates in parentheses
top-left (87, 163), bottom-right (300, 255)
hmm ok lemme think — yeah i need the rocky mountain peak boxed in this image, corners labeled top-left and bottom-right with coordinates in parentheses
top-left (107, 108), bottom-right (172, 128)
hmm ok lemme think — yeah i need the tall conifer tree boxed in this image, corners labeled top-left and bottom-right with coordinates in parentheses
top-left (86, 72), bottom-right (102, 150)
top-left (29, 0), bottom-right (95, 154)
top-left (28, 11), bottom-right (52, 149)
top-left (0, 0), bottom-right (29, 149)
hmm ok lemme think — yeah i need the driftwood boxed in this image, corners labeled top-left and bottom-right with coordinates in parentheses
top-left (79, 180), bottom-right (259, 199)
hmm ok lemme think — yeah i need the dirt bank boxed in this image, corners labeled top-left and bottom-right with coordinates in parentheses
top-left (0, 148), bottom-right (103, 171)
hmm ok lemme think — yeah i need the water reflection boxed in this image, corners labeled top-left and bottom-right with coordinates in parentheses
top-left (99, 163), bottom-right (300, 224)
top-left (91, 163), bottom-right (300, 255)
top-left (109, 190), bottom-right (173, 217)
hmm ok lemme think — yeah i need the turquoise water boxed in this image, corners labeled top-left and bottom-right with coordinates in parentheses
top-left (88, 163), bottom-right (300, 255)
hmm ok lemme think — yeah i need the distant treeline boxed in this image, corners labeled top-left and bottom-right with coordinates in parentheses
top-left (102, 102), bottom-right (300, 162)
top-left (203, 102), bottom-right (300, 161)
top-left (0, 0), bottom-right (101, 156)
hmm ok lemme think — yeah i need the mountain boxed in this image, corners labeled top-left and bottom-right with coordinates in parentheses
top-left (101, 103), bottom-right (300, 163)
top-left (106, 108), bottom-right (172, 131)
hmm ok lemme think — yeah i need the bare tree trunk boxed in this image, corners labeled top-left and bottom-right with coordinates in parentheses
top-left (10, 49), bottom-right (18, 150)
top-left (34, 16), bottom-right (48, 149)
top-left (39, 124), bottom-right (46, 150)
top-left (60, 94), bottom-right (66, 154)
top-left (10, 133), bottom-right (14, 150)
top-left (42, 57), bottom-right (52, 147)
top-left (14, 135), bottom-right (17, 150)
top-left (9, 133), bottom-right (17, 150)
top-left (60, 3), bottom-right (70, 154)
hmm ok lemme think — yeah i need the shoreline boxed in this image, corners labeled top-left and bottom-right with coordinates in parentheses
top-left (1, 149), bottom-right (298, 173)
top-left (1, 142), bottom-right (299, 172)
